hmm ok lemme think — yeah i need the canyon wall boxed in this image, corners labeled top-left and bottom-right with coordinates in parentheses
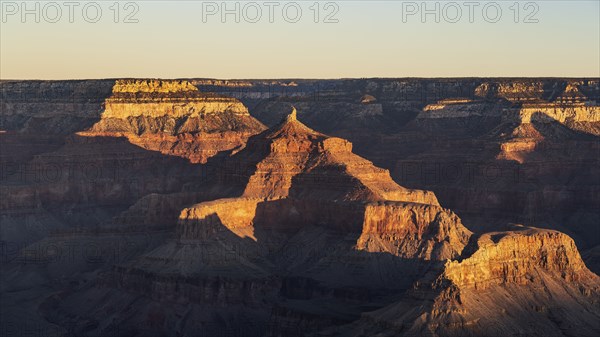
top-left (201, 78), bottom-right (599, 267)
top-left (1, 78), bottom-right (598, 337)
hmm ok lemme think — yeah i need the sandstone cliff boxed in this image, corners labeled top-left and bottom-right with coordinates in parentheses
top-left (41, 111), bottom-right (473, 336)
top-left (335, 226), bottom-right (600, 337)
top-left (0, 79), bottom-right (265, 253)
top-left (3, 78), bottom-right (599, 337)
top-left (82, 79), bottom-right (266, 163)
top-left (90, 79), bottom-right (257, 132)
top-left (357, 202), bottom-right (471, 261)
top-left (25, 106), bottom-right (598, 337)
top-left (215, 108), bottom-right (439, 204)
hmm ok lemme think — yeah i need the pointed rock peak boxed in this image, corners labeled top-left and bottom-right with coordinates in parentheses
top-left (286, 106), bottom-right (297, 122)
top-left (268, 106), bottom-right (324, 139)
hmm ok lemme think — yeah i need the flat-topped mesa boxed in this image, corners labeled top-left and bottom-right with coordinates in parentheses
top-left (443, 226), bottom-right (598, 289)
top-left (81, 79), bottom-right (266, 163)
top-left (348, 226), bottom-right (600, 337)
top-left (500, 81), bottom-right (599, 124)
top-left (111, 79), bottom-right (198, 93)
top-left (219, 110), bottom-right (439, 204)
top-left (417, 99), bottom-right (502, 119)
top-left (518, 82), bottom-right (600, 124)
top-left (100, 79), bottom-right (249, 120)
top-left (516, 103), bottom-right (600, 124)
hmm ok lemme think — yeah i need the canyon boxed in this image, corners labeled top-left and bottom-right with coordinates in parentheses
top-left (1, 78), bottom-right (599, 336)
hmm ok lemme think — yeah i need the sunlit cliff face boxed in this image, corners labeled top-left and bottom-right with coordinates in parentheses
top-left (1, 78), bottom-right (598, 337)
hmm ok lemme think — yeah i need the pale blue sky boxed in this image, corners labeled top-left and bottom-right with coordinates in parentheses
top-left (1, 0), bottom-right (599, 79)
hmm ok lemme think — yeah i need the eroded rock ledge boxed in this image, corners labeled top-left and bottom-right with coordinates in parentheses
top-left (81, 79), bottom-right (266, 162)
top-left (93, 79), bottom-right (252, 127)
top-left (340, 226), bottom-right (600, 337)
top-left (444, 226), bottom-right (596, 289)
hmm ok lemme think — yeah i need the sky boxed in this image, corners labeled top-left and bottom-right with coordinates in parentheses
top-left (1, 0), bottom-right (599, 79)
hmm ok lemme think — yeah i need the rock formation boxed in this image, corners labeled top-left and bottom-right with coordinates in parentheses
top-left (214, 107), bottom-right (438, 203)
top-left (338, 226), bottom-right (600, 337)
top-left (173, 111), bottom-right (458, 270)
top-left (82, 79), bottom-right (266, 163)
top-left (1, 78), bottom-right (599, 337)
top-left (32, 111), bottom-right (476, 336)
top-left (216, 78), bottom-right (599, 275)
top-left (32, 111), bottom-right (597, 337)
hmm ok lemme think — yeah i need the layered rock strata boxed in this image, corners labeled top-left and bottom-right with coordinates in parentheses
top-left (2, 79), bottom-right (599, 337)
top-left (82, 79), bottom-right (266, 163)
top-left (339, 226), bottom-right (600, 337)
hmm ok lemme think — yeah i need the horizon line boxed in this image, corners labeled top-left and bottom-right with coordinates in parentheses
top-left (2, 76), bottom-right (600, 82)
